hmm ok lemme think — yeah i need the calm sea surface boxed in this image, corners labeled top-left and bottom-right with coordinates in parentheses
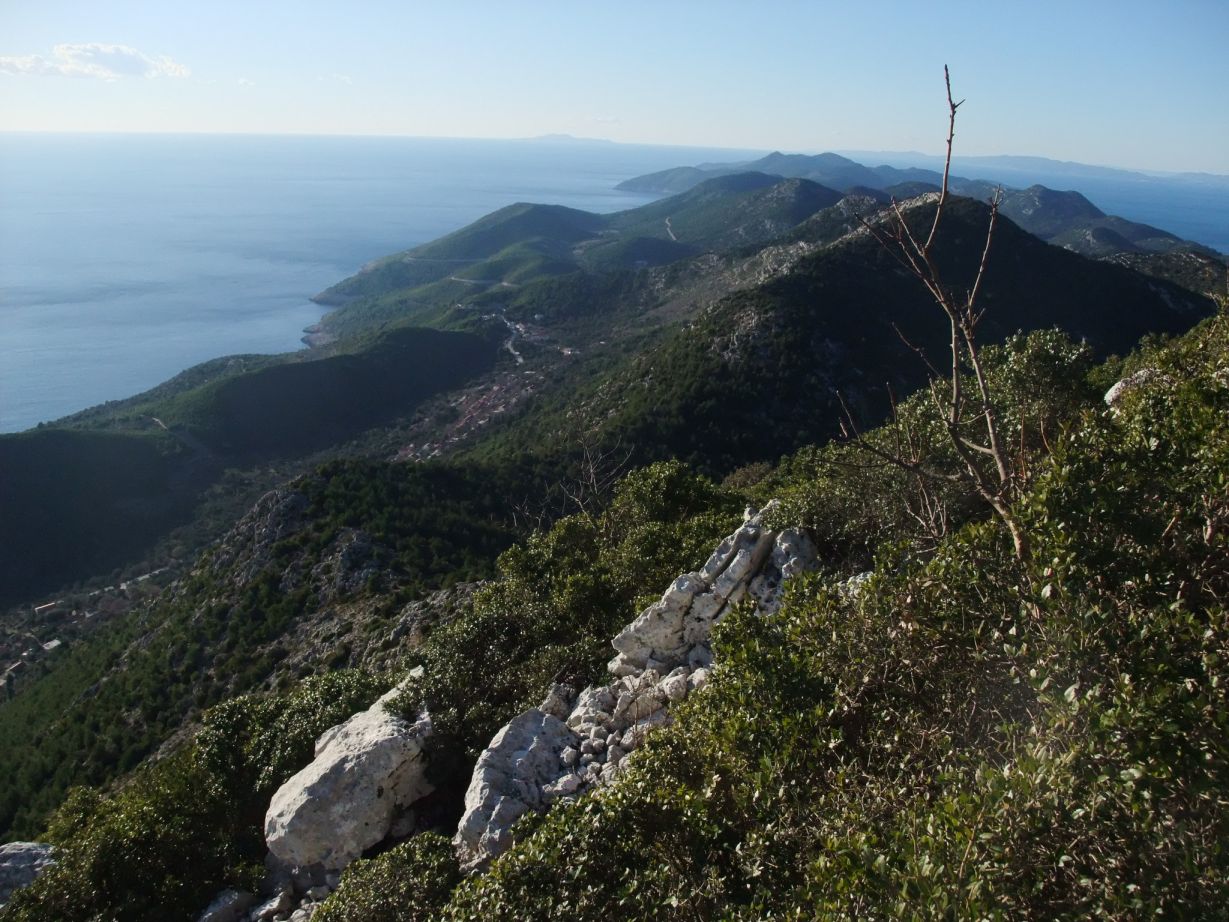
top-left (0, 134), bottom-right (753, 432)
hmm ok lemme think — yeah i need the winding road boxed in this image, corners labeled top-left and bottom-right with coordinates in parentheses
top-left (500, 314), bottom-right (524, 365)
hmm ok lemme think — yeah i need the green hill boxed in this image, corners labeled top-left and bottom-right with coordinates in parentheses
top-left (6, 304), bottom-right (1226, 920)
top-left (606, 173), bottom-right (843, 250)
top-left (0, 430), bottom-right (197, 606)
top-left (313, 175), bottom-right (852, 338)
top-left (0, 326), bottom-right (499, 607)
top-left (315, 203), bottom-right (607, 308)
top-left (8, 188), bottom-right (1210, 611)
top-left (151, 326), bottom-right (498, 459)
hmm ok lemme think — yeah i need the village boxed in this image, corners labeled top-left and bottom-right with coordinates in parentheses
top-left (0, 567), bottom-right (169, 698)
top-left (394, 306), bottom-right (579, 463)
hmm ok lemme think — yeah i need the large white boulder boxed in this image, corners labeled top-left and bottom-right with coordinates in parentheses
top-left (264, 686), bottom-right (434, 871)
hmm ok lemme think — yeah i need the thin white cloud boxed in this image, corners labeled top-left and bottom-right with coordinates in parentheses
top-left (331, 73), bottom-right (353, 85)
top-left (237, 77), bottom-right (255, 87)
top-left (0, 43), bottom-right (190, 81)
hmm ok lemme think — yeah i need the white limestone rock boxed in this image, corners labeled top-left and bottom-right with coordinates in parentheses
top-left (682, 590), bottom-right (726, 645)
top-left (264, 687), bottom-right (434, 871)
top-left (611, 682), bottom-right (667, 726)
top-left (566, 685), bottom-right (616, 730)
top-left (454, 709), bottom-right (580, 871)
top-left (749, 528), bottom-right (818, 614)
top-left (539, 682), bottom-right (576, 720)
top-left (623, 709), bottom-right (673, 751)
top-left (1104, 367), bottom-right (1163, 409)
top-left (610, 573), bottom-right (701, 667)
top-left (838, 570), bottom-right (873, 601)
top-left (451, 509), bottom-right (822, 872)
top-left (712, 538), bottom-right (771, 599)
top-left (542, 772), bottom-right (583, 803)
top-left (607, 653), bottom-right (639, 677)
top-left (610, 514), bottom-right (806, 678)
top-left (0, 842), bottom-right (55, 908)
top-left (775, 529), bottom-right (817, 579)
top-left (661, 671), bottom-right (690, 702)
top-left (247, 888), bottom-right (293, 922)
top-left (196, 889), bottom-right (256, 922)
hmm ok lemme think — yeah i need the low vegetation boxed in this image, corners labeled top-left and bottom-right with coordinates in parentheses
top-left (2, 96), bottom-right (1226, 919)
top-left (1, 670), bottom-right (384, 922)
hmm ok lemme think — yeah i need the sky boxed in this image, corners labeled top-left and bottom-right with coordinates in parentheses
top-left (2, 0), bottom-right (1227, 174)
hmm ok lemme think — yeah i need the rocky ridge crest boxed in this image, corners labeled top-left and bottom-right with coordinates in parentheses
top-left (451, 505), bottom-right (816, 870)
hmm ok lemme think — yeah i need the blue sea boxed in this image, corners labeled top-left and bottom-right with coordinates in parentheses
top-left (0, 134), bottom-right (756, 432)
top-left (2, 134), bottom-right (1225, 433)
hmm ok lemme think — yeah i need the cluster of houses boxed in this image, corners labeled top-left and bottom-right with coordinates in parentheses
top-left (0, 567), bottom-right (169, 696)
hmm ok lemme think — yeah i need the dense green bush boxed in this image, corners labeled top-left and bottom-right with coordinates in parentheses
top-left (195, 669), bottom-right (387, 803)
top-left (0, 751), bottom-right (256, 922)
top-left (313, 833), bottom-right (461, 922)
top-left (763, 328), bottom-right (1099, 566)
top-left (12, 311), bottom-right (1224, 920)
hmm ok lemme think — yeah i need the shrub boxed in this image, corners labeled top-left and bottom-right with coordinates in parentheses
top-left (313, 833), bottom-right (461, 922)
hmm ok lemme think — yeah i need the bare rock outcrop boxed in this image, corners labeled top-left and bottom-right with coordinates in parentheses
top-left (195, 888), bottom-right (256, 922)
top-left (454, 709), bottom-right (580, 864)
top-left (265, 682), bottom-right (434, 871)
top-left (454, 507), bottom-right (816, 871)
top-left (1104, 367), bottom-right (1165, 409)
top-left (0, 842), bottom-right (55, 908)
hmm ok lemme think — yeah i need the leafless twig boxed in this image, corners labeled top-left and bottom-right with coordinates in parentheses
top-left (849, 66), bottom-right (1029, 561)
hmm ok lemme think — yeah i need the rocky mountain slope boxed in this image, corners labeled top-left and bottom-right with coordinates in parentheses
top-left (4, 307), bottom-right (1226, 920)
top-left (6, 170), bottom-right (1217, 614)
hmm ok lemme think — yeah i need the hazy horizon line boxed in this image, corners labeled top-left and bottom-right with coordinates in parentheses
top-left (2, 129), bottom-right (1225, 180)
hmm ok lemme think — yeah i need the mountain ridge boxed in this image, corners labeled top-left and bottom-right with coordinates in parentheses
top-left (617, 152), bottom-right (1223, 257)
